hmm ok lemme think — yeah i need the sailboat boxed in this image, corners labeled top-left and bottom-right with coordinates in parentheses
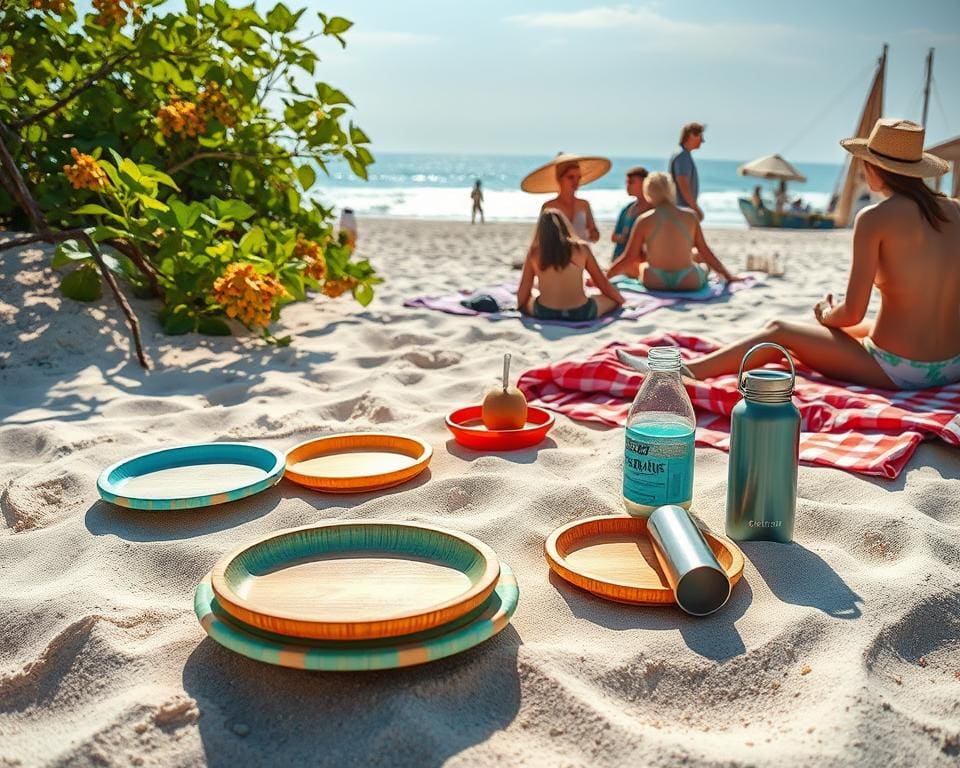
top-left (739, 44), bottom-right (888, 229)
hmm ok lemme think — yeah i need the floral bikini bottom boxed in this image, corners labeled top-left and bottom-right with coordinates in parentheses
top-left (862, 337), bottom-right (960, 390)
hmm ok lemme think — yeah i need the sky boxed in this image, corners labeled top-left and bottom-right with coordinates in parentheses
top-left (308, 0), bottom-right (960, 163)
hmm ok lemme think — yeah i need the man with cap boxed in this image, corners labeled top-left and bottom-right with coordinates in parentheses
top-left (670, 122), bottom-right (705, 221)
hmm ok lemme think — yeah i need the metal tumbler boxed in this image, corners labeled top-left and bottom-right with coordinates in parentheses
top-left (647, 504), bottom-right (731, 616)
top-left (724, 343), bottom-right (800, 544)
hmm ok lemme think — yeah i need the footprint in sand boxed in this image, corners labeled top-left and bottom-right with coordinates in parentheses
top-left (402, 349), bottom-right (463, 369)
top-left (862, 591), bottom-right (960, 739)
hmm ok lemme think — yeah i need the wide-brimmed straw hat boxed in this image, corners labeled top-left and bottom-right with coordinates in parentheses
top-left (840, 118), bottom-right (948, 178)
top-left (520, 152), bottom-right (612, 193)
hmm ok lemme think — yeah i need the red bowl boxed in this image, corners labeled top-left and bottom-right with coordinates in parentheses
top-left (445, 405), bottom-right (555, 451)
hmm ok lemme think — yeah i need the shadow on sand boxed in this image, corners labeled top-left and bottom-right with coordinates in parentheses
top-left (181, 625), bottom-right (522, 767)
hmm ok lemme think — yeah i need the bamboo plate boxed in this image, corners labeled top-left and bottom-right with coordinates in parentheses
top-left (96, 442), bottom-right (285, 511)
top-left (545, 514), bottom-right (744, 606)
top-left (445, 405), bottom-right (555, 451)
top-left (210, 520), bottom-right (501, 641)
top-left (284, 433), bottom-right (432, 492)
top-left (195, 565), bottom-right (518, 671)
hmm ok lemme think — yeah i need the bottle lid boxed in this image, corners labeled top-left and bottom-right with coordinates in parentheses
top-left (737, 343), bottom-right (796, 403)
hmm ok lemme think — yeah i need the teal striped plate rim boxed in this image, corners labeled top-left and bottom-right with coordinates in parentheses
top-left (97, 442), bottom-right (285, 511)
top-left (194, 564), bottom-right (519, 671)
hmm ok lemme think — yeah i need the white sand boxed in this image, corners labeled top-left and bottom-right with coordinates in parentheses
top-left (1, 219), bottom-right (958, 767)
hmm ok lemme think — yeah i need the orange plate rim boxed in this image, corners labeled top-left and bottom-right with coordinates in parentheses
top-left (284, 432), bottom-right (433, 485)
top-left (544, 513), bottom-right (745, 601)
top-left (209, 519), bottom-right (501, 638)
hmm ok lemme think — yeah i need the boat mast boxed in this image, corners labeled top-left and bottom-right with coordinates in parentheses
top-left (921, 48), bottom-right (934, 128)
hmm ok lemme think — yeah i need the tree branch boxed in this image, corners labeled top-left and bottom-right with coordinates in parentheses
top-left (0, 122), bottom-right (50, 234)
top-left (104, 236), bottom-right (165, 300)
top-left (11, 52), bottom-right (134, 129)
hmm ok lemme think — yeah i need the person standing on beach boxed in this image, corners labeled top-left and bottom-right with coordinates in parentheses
top-left (670, 122), bottom-right (705, 221)
top-left (611, 166), bottom-right (652, 261)
top-left (471, 180), bottom-right (484, 224)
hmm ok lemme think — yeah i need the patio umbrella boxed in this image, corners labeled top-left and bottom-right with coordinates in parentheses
top-left (737, 154), bottom-right (807, 183)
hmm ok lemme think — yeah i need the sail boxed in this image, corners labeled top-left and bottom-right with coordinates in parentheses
top-left (832, 46), bottom-right (887, 226)
top-left (928, 136), bottom-right (960, 198)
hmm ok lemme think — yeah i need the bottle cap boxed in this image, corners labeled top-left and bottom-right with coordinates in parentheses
top-left (738, 343), bottom-right (796, 403)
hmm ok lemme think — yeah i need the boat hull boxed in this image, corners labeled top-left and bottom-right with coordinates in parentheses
top-left (739, 199), bottom-right (835, 229)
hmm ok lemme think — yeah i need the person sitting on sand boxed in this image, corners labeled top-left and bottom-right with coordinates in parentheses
top-left (622, 119), bottom-right (960, 390)
top-left (606, 172), bottom-right (737, 288)
top-left (521, 153), bottom-right (608, 242)
top-left (518, 208), bottom-right (625, 322)
top-left (611, 166), bottom-right (652, 261)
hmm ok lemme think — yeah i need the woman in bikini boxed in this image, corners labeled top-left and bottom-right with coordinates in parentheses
top-left (606, 172), bottom-right (737, 287)
top-left (521, 153), bottom-right (609, 242)
top-left (622, 119), bottom-right (960, 390)
top-left (518, 209), bottom-right (625, 322)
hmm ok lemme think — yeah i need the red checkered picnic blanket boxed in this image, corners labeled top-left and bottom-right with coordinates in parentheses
top-left (517, 332), bottom-right (960, 479)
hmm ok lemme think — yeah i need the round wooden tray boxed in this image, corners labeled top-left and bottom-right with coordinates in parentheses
top-left (545, 514), bottom-right (744, 605)
top-left (445, 405), bottom-right (555, 451)
top-left (210, 520), bottom-right (501, 641)
top-left (96, 442), bottom-right (285, 511)
top-left (284, 432), bottom-right (432, 493)
top-left (195, 565), bottom-right (519, 671)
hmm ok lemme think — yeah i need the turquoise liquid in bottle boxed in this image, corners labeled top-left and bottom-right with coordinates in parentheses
top-left (623, 347), bottom-right (696, 516)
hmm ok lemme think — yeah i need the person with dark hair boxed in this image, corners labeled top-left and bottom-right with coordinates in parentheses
top-left (517, 208), bottom-right (625, 322)
top-left (670, 122), bottom-right (705, 220)
top-left (632, 119), bottom-right (960, 390)
top-left (470, 180), bottom-right (484, 224)
top-left (611, 166), bottom-right (652, 262)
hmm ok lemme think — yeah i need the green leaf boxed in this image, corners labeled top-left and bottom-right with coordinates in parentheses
top-left (266, 3), bottom-right (295, 32)
top-left (71, 204), bottom-right (114, 217)
top-left (353, 281), bottom-right (374, 307)
top-left (239, 226), bottom-right (266, 256)
top-left (135, 193), bottom-right (170, 212)
top-left (296, 164), bottom-right (316, 191)
top-left (210, 198), bottom-right (256, 222)
top-left (61, 266), bottom-right (102, 302)
top-left (52, 239), bottom-right (93, 269)
top-left (323, 16), bottom-right (353, 35)
top-left (197, 316), bottom-right (232, 336)
top-left (286, 186), bottom-right (300, 214)
top-left (169, 199), bottom-right (202, 229)
top-left (163, 311), bottom-right (195, 335)
top-left (349, 124), bottom-right (371, 144)
top-left (185, 0), bottom-right (200, 14)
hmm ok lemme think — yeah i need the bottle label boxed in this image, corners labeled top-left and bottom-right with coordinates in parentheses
top-left (623, 423), bottom-right (694, 507)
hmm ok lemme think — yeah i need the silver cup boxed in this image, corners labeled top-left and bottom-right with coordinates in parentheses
top-left (647, 505), bottom-right (731, 616)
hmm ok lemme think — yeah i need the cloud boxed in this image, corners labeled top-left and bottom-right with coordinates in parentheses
top-left (349, 31), bottom-right (439, 46)
top-left (504, 5), bottom-right (797, 55)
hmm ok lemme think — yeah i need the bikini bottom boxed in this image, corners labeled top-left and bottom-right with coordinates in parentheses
top-left (862, 337), bottom-right (960, 390)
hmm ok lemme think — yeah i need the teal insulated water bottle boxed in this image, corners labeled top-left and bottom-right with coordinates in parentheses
top-left (623, 346), bottom-right (696, 517)
top-left (725, 343), bottom-right (800, 543)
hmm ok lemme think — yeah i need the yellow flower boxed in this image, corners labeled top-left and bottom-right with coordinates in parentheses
top-left (321, 276), bottom-right (357, 299)
top-left (63, 148), bottom-right (109, 191)
top-left (92, 0), bottom-right (138, 27)
top-left (31, 0), bottom-right (71, 13)
top-left (0, 53), bottom-right (11, 74)
top-left (198, 81), bottom-right (236, 128)
top-left (213, 263), bottom-right (288, 329)
top-left (156, 98), bottom-right (206, 138)
top-left (293, 236), bottom-right (326, 281)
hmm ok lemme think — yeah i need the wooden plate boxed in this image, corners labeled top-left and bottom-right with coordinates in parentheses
top-left (545, 514), bottom-right (744, 605)
top-left (445, 405), bottom-right (555, 451)
top-left (96, 442), bottom-right (285, 511)
top-left (195, 565), bottom-right (518, 671)
top-left (285, 432), bottom-right (432, 492)
top-left (210, 520), bottom-right (501, 641)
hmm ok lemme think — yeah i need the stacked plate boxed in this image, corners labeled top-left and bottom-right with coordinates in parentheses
top-left (195, 520), bottom-right (519, 671)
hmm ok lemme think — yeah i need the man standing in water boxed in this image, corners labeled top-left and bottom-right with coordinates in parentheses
top-left (670, 122), bottom-right (705, 221)
top-left (471, 179), bottom-right (485, 224)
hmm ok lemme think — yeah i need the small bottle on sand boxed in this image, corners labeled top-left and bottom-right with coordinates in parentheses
top-left (622, 347), bottom-right (696, 517)
top-left (339, 208), bottom-right (357, 249)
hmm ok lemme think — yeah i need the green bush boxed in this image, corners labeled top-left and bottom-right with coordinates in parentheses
top-left (0, 0), bottom-right (378, 342)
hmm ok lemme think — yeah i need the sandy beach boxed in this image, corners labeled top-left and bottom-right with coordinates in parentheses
top-left (1, 218), bottom-right (958, 767)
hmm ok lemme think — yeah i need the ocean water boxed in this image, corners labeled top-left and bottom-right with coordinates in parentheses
top-left (312, 152), bottom-right (845, 229)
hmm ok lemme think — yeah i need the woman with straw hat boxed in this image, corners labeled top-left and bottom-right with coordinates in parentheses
top-left (521, 152), bottom-right (610, 242)
top-left (620, 119), bottom-right (960, 390)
